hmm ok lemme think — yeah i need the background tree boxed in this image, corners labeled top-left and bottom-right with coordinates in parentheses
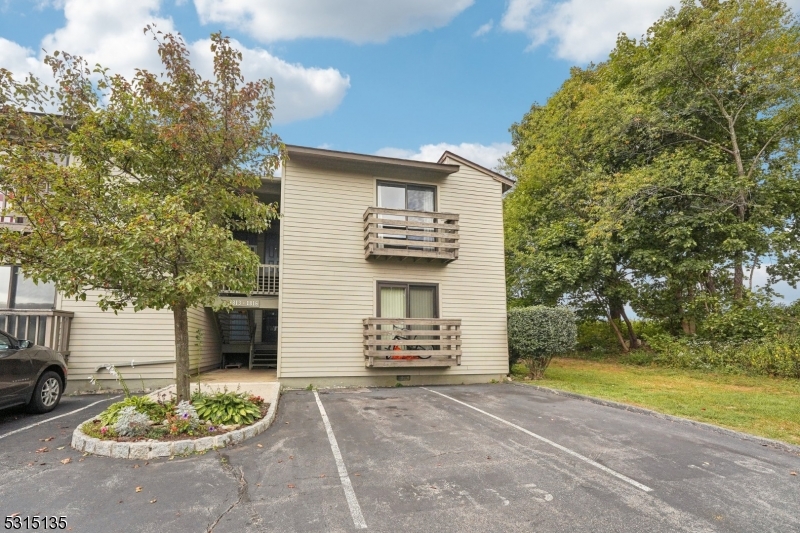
top-left (504, 0), bottom-right (800, 342)
top-left (618, 0), bottom-right (800, 301)
top-left (0, 27), bottom-right (281, 400)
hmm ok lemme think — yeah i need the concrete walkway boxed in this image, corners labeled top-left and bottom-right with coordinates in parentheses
top-left (150, 380), bottom-right (280, 403)
top-left (193, 368), bottom-right (278, 383)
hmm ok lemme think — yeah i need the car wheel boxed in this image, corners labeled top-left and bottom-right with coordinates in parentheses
top-left (27, 371), bottom-right (63, 414)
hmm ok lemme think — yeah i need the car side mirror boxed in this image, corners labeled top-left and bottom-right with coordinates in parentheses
top-left (18, 339), bottom-right (31, 349)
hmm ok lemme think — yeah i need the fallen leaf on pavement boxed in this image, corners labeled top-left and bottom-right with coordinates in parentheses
top-left (60, 458), bottom-right (71, 465)
top-left (354, 473), bottom-right (360, 477)
top-left (133, 464), bottom-right (140, 469)
top-left (257, 444), bottom-right (263, 448)
top-left (319, 474), bottom-right (326, 478)
top-left (149, 499), bottom-right (157, 504)
top-left (36, 447), bottom-right (49, 453)
top-left (56, 446), bottom-right (65, 450)
top-left (791, 472), bottom-right (797, 476)
top-left (40, 437), bottom-right (54, 442)
top-left (289, 455), bottom-right (294, 460)
top-left (287, 484), bottom-right (295, 489)
top-left (135, 487), bottom-right (143, 493)
top-left (10, 513), bottom-right (19, 518)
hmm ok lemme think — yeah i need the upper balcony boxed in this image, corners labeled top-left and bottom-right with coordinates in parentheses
top-left (363, 207), bottom-right (459, 263)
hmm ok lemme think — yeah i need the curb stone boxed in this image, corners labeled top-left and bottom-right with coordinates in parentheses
top-left (510, 381), bottom-right (800, 456)
top-left (70, 390), bottom-right (280, 459)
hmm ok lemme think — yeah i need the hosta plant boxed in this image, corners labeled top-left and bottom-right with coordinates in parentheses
top-left (193, 391), bottom-right (262, 426)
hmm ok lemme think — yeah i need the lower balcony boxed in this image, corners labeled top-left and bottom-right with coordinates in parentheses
top-left (362, 318), bottom-right (462, 368)
top-left (0, 310), bottom-right (74, 356)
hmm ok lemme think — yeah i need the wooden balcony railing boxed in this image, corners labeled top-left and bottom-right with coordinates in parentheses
top-left (0, 310), bottom-right (74, 356)
top-left (363, 318), bottom-right (462, 367)
top-left (221, 264), bottom-right (279, 296)
top-left (255, 264), bottom-right (279, 295)
top-left (363, 207), bottom-right (459, 262)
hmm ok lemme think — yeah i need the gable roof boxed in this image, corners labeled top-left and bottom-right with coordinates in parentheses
top-left (285, 145), bottom-right (459, 180)
top-left (284, 144), bottom-right (515, 192)
top-left (437, 151), bottom-right (515, 192)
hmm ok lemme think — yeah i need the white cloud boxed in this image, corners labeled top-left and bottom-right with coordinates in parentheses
top-left (192, 0), bottom-right (474, 43)
top-left (502, 0), bottom-right (800, 63)
top-left (473, 20), bottom-right (493, 37)
top-left (0, 0), bottom-right (349, 123)
top-left (0, 38), bottom-right (49, 78)
top-left (190, 39), bottom-right (349, 123)
top-left (376, 142), bottom-right (512, 171)
top-left (501, 0), bottom-right (673, 62)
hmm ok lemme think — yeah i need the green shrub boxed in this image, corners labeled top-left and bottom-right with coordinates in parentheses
top-left (576, 320), bottom-right (621, 354)
top-left (98, 395), bottom-right (161, 426)
top-left (644, 332), bottom-right (800, 379)
top-left (508, 306), bottom-right (577, 378)
top-left (192, 391), bottom-right (262, 426)
top-left (619, 351), bottom-right (654, 366)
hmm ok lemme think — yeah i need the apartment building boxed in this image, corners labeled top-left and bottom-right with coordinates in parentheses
top-left (0, 146), bottom-right (512, 390)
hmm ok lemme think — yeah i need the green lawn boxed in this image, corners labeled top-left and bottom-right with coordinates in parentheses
top-left (516, 357), bottom-right (800, 446)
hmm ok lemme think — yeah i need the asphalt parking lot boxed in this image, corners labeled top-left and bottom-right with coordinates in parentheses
top-left (1, 384), bottom-right (798, 532)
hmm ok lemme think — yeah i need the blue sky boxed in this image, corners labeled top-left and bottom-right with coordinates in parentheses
top-left (0, 0), bottom-right (707, 170)
top-left (2, 0), bottom-right (798, 301)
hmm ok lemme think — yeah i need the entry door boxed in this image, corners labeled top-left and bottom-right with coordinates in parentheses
top-left (263, 221), bottom-right (280, 265)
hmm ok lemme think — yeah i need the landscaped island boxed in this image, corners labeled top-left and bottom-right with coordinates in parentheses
top-left (71, 383), bottom-right (280, 459)
top-left (82, 389), bottom-right (268, 442)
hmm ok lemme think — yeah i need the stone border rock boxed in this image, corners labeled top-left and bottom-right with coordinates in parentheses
top-left (70, 391), bottom-right (279, 460)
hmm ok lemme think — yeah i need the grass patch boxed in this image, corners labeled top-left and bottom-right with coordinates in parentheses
top-left (518, 357), bottom-right (800, 446)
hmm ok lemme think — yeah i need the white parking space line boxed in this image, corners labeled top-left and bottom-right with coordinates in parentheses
top-left (313, 391), bottom-right (368, 530)
top-left (0, 396), bottom-right (120, 441)
top-left (422, 388), bottom-right (654, 493)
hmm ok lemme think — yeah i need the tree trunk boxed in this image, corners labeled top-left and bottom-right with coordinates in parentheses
top-left (606, 314), bottom-right (629, 353)
top-left (733, 254), bottom-right (745, 301)
top-left (173, 302), bottom-right (191, 402)
top-left (619, 306), bottom-right (639, 348)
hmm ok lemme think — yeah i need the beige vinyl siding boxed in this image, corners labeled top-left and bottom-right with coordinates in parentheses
top-left (58, 291), bottom-right (176, 384)
top-left (187, 307), bottom-right (222, 374)
top-left (278, 158), bottom-right (508, 379)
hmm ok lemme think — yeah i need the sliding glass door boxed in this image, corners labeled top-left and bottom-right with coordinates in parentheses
top-left (378, 283), bottom-right (438, 348)
top-left (376, 181), bottom-right (435, 249)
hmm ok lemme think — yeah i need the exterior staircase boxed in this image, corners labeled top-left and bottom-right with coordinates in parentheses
top-left (251, 344), bottom-right (277, 369)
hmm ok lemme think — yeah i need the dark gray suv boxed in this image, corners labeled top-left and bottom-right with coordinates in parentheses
top-left (0, 330), bottom-right (68, 413)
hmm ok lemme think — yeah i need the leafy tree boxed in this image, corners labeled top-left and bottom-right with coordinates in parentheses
top-left (0, 28), bottom-right (281, 400)
top-left (616, 0), bottom-right (800, 301)
top-left (504, 0), bottom-right (800, 342)
top-left (504, 66), bottom-right (650, 351)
